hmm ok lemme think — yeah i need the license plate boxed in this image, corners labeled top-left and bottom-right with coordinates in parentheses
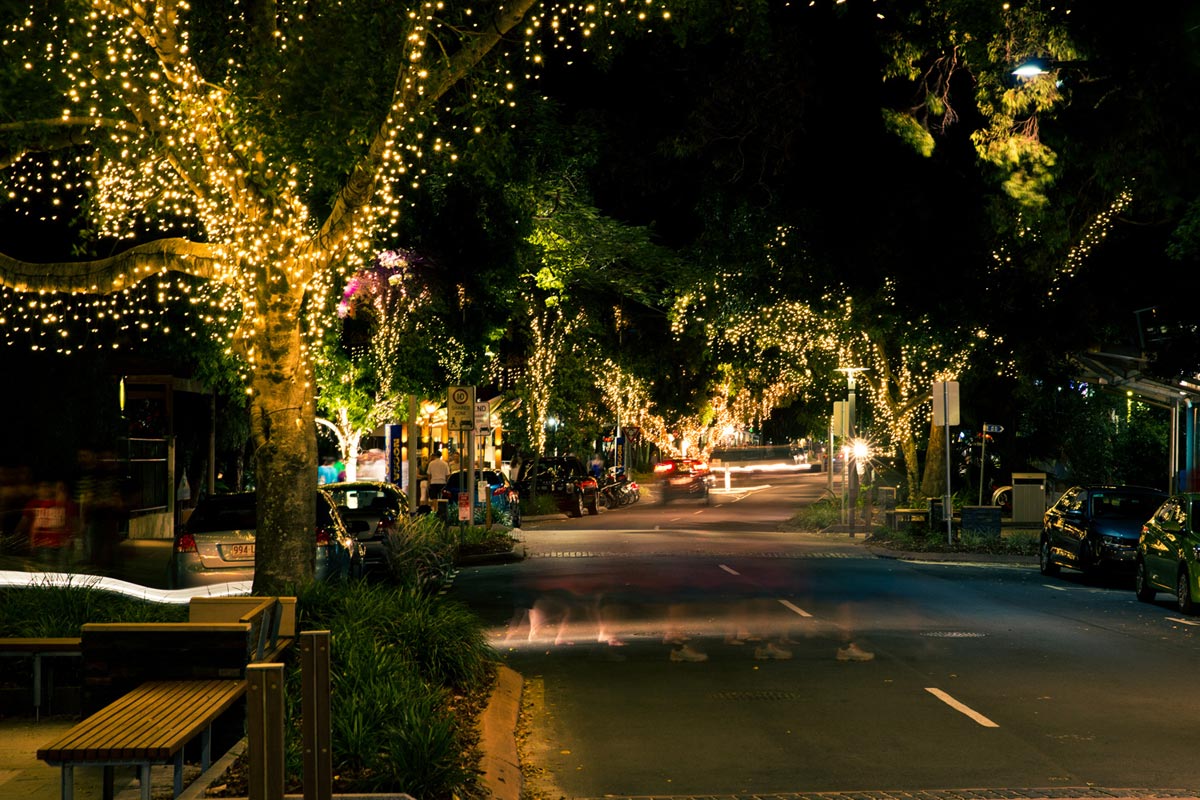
top-left (224, 543), bottom-right (255, 560)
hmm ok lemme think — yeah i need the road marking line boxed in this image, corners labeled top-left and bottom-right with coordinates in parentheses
top-left (1166, 617), bottom-right (1200, 626)
top-left (692, 510), bottom-right (706, 515)
top-left (1043, 584), bottom-right (1067, 591)
top-left (719, 564), bottom-right (740, 575)
top-left (924, 688), bottom-right (999, 727)
top-left (777, 599), bottom-right (812, 618)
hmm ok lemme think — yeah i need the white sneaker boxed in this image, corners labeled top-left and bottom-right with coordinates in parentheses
top-left (670, 645), bottom-right (708, 662)
top-left (836, 643), bottom-right (875, 662)
top-left (754, 642), bottom-right (793, 660)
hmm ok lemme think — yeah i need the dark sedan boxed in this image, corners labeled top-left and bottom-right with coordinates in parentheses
top-left (1040, 484), bottom-right (1166, 577)
top-left (323, 481), bottom-right (409, 577)
top-left (518, 456), bottom-right (600, 517)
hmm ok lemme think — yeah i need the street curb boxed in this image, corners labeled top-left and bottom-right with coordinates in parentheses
top-left (478, 665), bottom-right (523, 800)
top-left (866, 544), bottom-right (1037, 566)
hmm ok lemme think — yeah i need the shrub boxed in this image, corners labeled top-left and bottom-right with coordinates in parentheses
top-left (383, 514), bottom-right (456, 590)
top-left (782, 496), bottom-right (842, 531)
top-left (0, 580), bottom-right (185, 635)
top-left (267, 581), bottom-right (495, 797)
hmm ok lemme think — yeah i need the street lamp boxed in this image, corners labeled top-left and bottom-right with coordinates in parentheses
top-left (546, 416), bottom-right (559, 456)
top-left (835, 367), bottom-right (867, 533)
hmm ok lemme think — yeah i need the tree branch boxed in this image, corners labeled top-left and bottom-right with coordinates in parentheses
top-left (0, 238), bottom-right (226, 294)
top-left (315, 0), bottom-right (538, 251)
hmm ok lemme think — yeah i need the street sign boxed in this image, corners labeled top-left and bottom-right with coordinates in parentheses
top-left (448, 385), bottom-right (475, 430)
top-left (474, 401), bottom-right (491, 432)
top-left (931, 381), bottom-right (960, 426)
top-left (983, 424), bottom-right (1004, 433)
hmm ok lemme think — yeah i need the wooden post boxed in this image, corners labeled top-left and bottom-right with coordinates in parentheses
top-left (301, 631), bottom-right (333, 800)
top-left (247, 663), bottom-right (285, 800)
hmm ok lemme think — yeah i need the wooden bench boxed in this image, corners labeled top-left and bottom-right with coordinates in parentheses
top-left (0, 636), bottom-right (83, 720)
top-left (81, 595), bottom-right (295, 713)
top-left (37, 678), bottom-right (247, 800)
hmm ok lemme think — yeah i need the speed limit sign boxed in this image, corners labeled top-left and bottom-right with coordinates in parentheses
top-left (448, 385), bottom-right (475, 430)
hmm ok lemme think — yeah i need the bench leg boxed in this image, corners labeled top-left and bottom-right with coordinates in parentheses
top-left (173, 750), bottom-right (185, 798)
top-left (60, 765), bottom-right (74, 800)
top-left (33, 654), bottom-right (42, 721)
top-left (201, 724), bottom-right (212, 772)
top-left (102, 765), bottom-right (113, 800)
top-left (140, 763), bottom-right (152, 800)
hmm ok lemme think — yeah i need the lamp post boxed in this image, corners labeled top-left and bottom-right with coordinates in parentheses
top-left (836, 367), bottom-right (867, 535)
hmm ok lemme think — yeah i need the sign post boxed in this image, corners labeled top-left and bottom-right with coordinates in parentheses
top-left (979, 423), bottom-right (1004, 505)
top-left (448, 386), bottom-right (475, 537)
top-left (933, 381), bottom-right (961, 545)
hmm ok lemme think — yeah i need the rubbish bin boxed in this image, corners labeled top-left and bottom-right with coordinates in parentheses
top-left (927, 497), bottom-right (945, 530)
top-left (1011, 472), bottom-right (1047, 524)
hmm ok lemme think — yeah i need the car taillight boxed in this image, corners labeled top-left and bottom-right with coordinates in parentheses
top-left (492, 486), bottom-right (505, 496)
top-left (694, 461), bottom-right (708, 472)
top-left (316, 527), bottom-right (333, 546)
top-left (175, 533), bottom-right (198, 553)
top-left (654, 462), bottom-right (674, 474)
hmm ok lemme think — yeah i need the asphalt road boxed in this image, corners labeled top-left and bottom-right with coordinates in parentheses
top-left (450, 472), bottom-right (1200, 799)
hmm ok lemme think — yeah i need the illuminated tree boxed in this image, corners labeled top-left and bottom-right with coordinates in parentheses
top-left (0, 1), bottom-right (666, 592)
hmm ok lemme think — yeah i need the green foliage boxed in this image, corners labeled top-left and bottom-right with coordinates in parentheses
top-left (881, 109), bottom-right (935, 158)
top-left (285, 581), bottom-right (492, 796)
top-left (382, 514), bottom-right (457, 591)
top-left (782, 496), bottom-right (842, 531)
top-left (0, 582), bottom-right (187, 635)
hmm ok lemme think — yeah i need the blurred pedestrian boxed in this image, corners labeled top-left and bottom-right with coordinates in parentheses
top-left (318, 457), bottom-right (338, 485)
top-left (19, 480), bottom-right (80, 570)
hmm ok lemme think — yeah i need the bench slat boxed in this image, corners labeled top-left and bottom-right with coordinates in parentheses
top-left (0, 637), bottom-right (83, 653)
top-left (38, 679), bottom-right (246, 763)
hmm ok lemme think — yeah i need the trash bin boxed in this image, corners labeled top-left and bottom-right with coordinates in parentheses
top-left (1011, 472), bottom-right (1047, 524)
top-left (876, 486), bottom-right (897, 510)
top-left (927, 497), bottom-right (945, 530)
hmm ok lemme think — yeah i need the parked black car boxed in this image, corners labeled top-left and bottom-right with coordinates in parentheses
top-left (322, 481), bottom-right (408, 578)
top-left (519, 456), bottom-right (600, 517)
top-left (1040, 484), bottom-right (1167, 577)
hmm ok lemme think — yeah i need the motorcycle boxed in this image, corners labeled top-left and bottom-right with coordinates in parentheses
top-left (599, 469), bottom-right (640, 508)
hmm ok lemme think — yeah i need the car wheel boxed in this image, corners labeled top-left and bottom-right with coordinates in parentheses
top-left (586, 493), bottom-right (599, 515)
top-left (572, 492), bottom-right (585, 518)
top-left (1135, 559), bottom-right (1156, 602)
top-left (1039, 536), bottom-right (1060, 576)
top-left (1177, 565), bottom-right (1195, 614)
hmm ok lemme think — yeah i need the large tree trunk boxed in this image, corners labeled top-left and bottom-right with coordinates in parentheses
top-left (899, 432), bottom-right (921, 503)
top-left (249, 290), bottom-right (318, 594)
top-left (920, 416), bottom-right (947, 501)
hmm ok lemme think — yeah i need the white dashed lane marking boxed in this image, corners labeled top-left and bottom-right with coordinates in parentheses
top-left (925, 687), bottom-right (999, 728)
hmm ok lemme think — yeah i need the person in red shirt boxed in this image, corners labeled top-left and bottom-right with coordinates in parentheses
top-left (20, 481), bottom-right (80, 570)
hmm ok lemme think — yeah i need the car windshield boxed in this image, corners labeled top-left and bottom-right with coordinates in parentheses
top-left (1091, 491), bottom-right (1162, 519)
